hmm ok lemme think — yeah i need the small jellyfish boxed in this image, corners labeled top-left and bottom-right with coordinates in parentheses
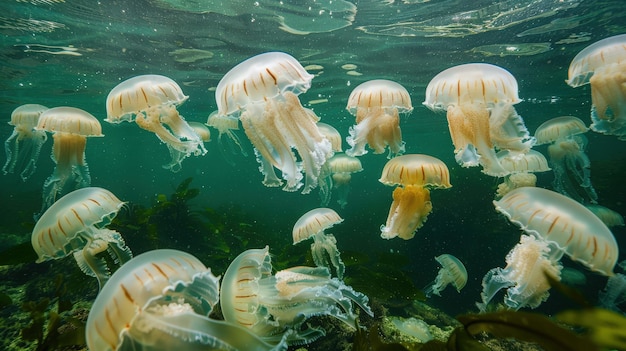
top-left (3, 104), bottom-right (48, 181)
top-left (494, 186), bottom-right (618, 276)
top-left (495, 150), bottom-right (551, 198)
top-left (534, 116), bottom-right (597, 203)
top-left (566, 34), bottom-right (626, 140)
top-left (379, 154), bottom-right (451, 240)
top-left (36, 107), bottom-right (102, 216)
top-left (188, 121), bottom-right (211, 143)
top-left (316, 122), bottom-right (343, 206)
top-left (213, 52), bottom-right (333, 194)
top-left (105, 74), bottom-right (207, 172)
top-left (477, 234), bottom-right (563, 311)
top-left (86, 249), bottom-right (285, 351)
top-left (206, 111), bottom-right (248, 165)
top-left (292, 207), bottom-right (345, 279)
top-left (424, 254), bottom-right (468, 297)
top-left (31, 187), bottom-right (132, 290)
top-left (327, 153), bottom-right (362, 208)
top-left (345, 79), bottom-right (413, 158)
top-left (423, 63), bottom-right (534, 176)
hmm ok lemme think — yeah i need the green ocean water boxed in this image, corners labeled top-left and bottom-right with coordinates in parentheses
top-left (1, 0), bottom-right (626, 350)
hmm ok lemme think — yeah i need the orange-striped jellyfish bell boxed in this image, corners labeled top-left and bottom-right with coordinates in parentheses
top-left (32, 187), bottom-right (132, 290)
top-left (86, 249), bottom-right (285, 351)
top-left (293, 207), bottom-right (345, 279)
top-left (566, 34), bottom-right (626, 140)
top-left (494, 186), bottom-right (618, 276)
top-left (424, 254), bottom-right (468, 297)
top-left (220, 246), bottom-right (373, 346)
top-left (345, 79), bottom-right (413, 158)
top-left (423, 63), bottom-right (534, 176)
top-left (379, 154), bottom-right (451, 240)
top-left (36, 106), bottom-right (103, 216)
top-left (213, 52), bottom-right (333, 194)
top-left (495, 150), bottom-right (550, 198)
top-left (2, 104), bottom-right (48, 181)
top-left (106, 74), bottom-right (207, 172)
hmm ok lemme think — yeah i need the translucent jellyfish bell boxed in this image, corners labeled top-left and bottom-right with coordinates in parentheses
top-left (214, 52), bottom-right (333, 193)
top-left (495, 150), bottom-right (551, 198)
top-left (379, 154), bottom-right (451, 240)
top-left (292, 207), bottom-right (345, 279)
top-left (424, 254), bottom-right (468, 297)
top-left (105, 74), bottom-right (207, 172)
top-left (327, 153), bottom-right (363, 208)
top-left (494, 187), bottom-right (618, 276)
top-left (36, 106), bottom-right (103, 216)
top-left (3, 104), bottom-right (48, 181)
top-left (566, 34), bottom-right (626, 140)
top-left (345, 79), bottom-right (413, 158)
top-left (31, 187), bottom-right (132, 290)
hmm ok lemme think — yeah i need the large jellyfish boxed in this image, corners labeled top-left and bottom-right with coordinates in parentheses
top-left (424, 254), bottom-right (468, 297)
top-left (36, 106), bottom-right (102, 216)
top-left (32, 187), bottom-right (132, 290)
top-left (423, 63), bottom-right (534, 176)
top-left (105, 74), bottom-right (207, 172)
top-left (292, 207), bottom-right (345, 279)
top-left (345, 79), bottom-right (413, 158)
top-left (494, 186), bottom-right (618, 276)
top-left (206, 111), bottom-right (248, 165)
top-left (3, 104), bottom-right (48, 181)
top-left (86, 249), bottom-right (287, 351)
top-left (219, 246), bottom-right (373, 346)
top-left (213, 52), bottom-right (333, 194)
top-left (534, 116), bottom-right (597, 204)
top-left (566, 34), bottom-right (626, 140)
top-left (379, 154), bottom-right (451, 240)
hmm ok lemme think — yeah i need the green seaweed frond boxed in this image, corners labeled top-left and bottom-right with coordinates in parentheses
top-left (556, 308), bottom-right (626, 351)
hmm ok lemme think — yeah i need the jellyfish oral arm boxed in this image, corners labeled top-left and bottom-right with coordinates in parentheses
top-left (381, 185), bottom-right (433, 240)
top-left (589, 64), bottom-right (626, 139)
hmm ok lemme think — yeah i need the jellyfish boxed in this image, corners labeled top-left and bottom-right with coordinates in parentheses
top-left (292, 207), bottom-right (345, 279)
top-left (206, 110), bottom-right (248, 165)
top-left (105, 74), bottom-right (207, 172)
top-left (379, 154), bottom-right (451, 240)
top-left (317, 122), bottom-right (343, 152)
top-left (3, 104), bottom-right (48, 181)
top-left (599, 273), bottom-right (626, 313)
top-left (213, 52), bottom-right (333, 194)
top-left (345, 79), bottom-right (413, 158)
top-left (423, 63), bottom-right (534, 176)
top-left (86, 249), bottom-right (287, 351)
top-left (534, 116), bottom-right (597, 203)
top-left (494, 186), bottom-right (618, 276)
top-left (327, 153), bottom-right (363, 208)
top-left (495, 150), bottom-right (550, 198)
top-left (316, 122), bottom-right (343, 206)
top-left (477, 234), bottom-right (563, 311)
top-left (36, 106), bottom-right (103, 216)
top-left (220, 246), bottom-right (373, 346)
top-left (424, 254), bottom-right (468, 297)
top-left (188, 121), bottom-right (211, 143)
top-left (566, 34), bottom-right (626, 140)
top-left (31, 187), bottom-right (133, 290)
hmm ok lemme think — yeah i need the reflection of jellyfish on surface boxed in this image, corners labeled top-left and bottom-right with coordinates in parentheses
top-left (317, 122), bottom-right (343, 206)
top-left (495, 149), bottom-right (550, 198)
top-left (534, 116), bottom-right (597, 204)
top-left (213, 52), bottom-right (333, 193)
top-left (345, 79), bottom-right (412, 158)
top-left (206, 111), bottom-right (248, 165)
top-left (106, 74), bottom-right (207, 172)
top-left (86, 249), bottom-right (287, 351)
top-left (32, 187), bottom-right (132, 290)
top-left (379, 154), bottom-right (451, 240)
top-left (3, 104), bottom-right (48, 181)
top-left (220, 246), bottom-right (373, 346)
top-left (423, 63), bottom-right (534, 176)
top-left (327, 153), bottom-right (362, 208)
top-left (36, 107), bottom-right (102, 216)
top-left (293, 207), bottom-right (345, 279)
top-left (566, 34), bottom-right (626, 140)
top-left (424, 254), bottom-right (468, 297)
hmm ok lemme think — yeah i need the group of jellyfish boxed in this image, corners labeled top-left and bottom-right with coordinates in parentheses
top-left (4, 33), bottom-right (626, 349)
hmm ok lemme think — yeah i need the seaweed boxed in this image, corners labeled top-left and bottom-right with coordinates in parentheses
top-left (556, 308), bottom-right (626, 351)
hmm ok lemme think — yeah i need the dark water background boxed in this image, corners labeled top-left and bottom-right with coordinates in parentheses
top-left (1, 0), bottom-right (626, 318)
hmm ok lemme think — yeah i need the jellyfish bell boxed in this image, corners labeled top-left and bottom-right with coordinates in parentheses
top-left (327, 153), bottom-right (363, 208)
top-left (345, 79), bottom-right (413, 158)
top-left (534, 116), bottom-right (589, 145)
top-left (105, 74), bottom-right (207, 172)
top-left (214, 52), bottom-right (333, 194)
top-left (424, 254), bottom-right (468, 297)
top-left (188, 121), bottom-right (211, 142)
top-left (3, 104), bottom-right (49, 181)
top-left (566, 34), bottom-right (626, 140)
top-left (379, 154), bottom-right (451, 240)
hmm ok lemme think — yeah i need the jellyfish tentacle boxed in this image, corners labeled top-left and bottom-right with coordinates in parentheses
top-left (311, 231), bottom-right (345, 280)
top-left (73, 236), bottom-right (112, 290)
top-left (2, 130), bottom-right (20, 175)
